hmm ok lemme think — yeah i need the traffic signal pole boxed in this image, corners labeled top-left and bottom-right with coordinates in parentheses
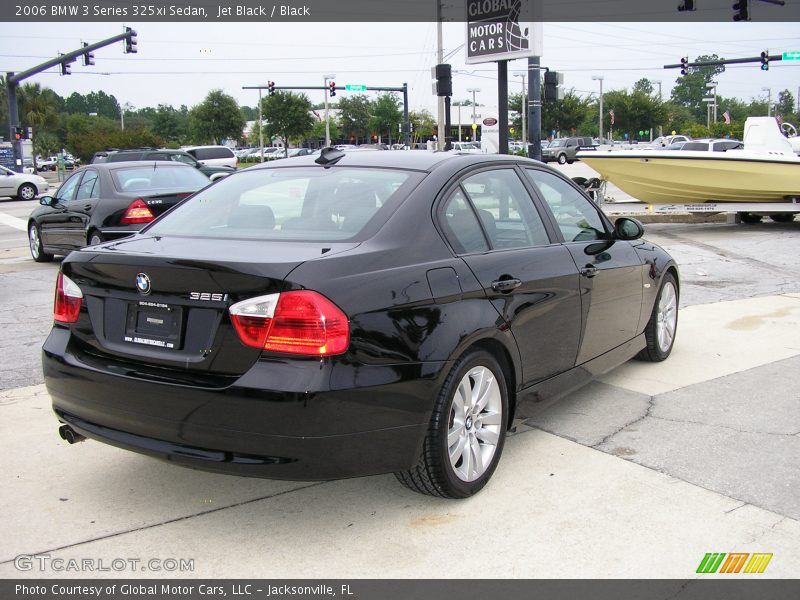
top-left (5, 30), bottom-right (136, 172)
top-left (528, 56), bottom-right (542, 162)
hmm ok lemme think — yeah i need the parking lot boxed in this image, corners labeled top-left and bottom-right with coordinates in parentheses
top-left (0, 164), bottom-right (798, 579)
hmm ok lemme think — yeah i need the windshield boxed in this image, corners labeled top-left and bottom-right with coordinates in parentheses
top-left (549, 140), bottom-right (566, 148)
top-left (146, 167), bottom-right (421, 242)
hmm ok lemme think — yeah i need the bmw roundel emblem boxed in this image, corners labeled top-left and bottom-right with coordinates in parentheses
top-left (135, 273), bottom-right (152, 295)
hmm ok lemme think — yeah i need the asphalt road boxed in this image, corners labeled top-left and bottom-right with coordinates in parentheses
top-left (0, 165), bottom-right (798, 578)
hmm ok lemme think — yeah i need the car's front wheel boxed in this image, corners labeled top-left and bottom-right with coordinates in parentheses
top-left (396, 350), bottom-right (508, 498)
top-left (29, 222), bottom-right (53, 263)
top-left (557, 153), bottom-right (567, 165)
top-left (17, 183), bottom-right (37, 201)
top-left (637, 273), bottom-right (678, 362)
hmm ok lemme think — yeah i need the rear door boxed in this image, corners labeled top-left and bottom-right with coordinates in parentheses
top-left (63, 169), bottom-right (101, 249)
top-left (524, 168), bottom-right (645, 364)
top-left (439, 166), bottom-right (583, 387)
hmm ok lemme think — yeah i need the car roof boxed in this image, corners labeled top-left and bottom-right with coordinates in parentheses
top-left (72, 161), bottom-right (195, 172)
top-left (243, 149), bottom-right (549, 173)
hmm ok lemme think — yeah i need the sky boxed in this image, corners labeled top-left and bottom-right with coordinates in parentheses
top-left (1, 21), bottom-right (798, 119)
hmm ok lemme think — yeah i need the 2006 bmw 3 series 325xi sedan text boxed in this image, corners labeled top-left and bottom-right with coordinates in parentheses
top-left (43, 149), bottom-right (679, 498)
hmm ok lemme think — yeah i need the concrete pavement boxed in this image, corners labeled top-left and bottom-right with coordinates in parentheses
top-left (1, 293), bottom-right (798, 578)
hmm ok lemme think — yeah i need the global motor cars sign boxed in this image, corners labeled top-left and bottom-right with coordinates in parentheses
top-left (465, 0), bottom-right (542, 64)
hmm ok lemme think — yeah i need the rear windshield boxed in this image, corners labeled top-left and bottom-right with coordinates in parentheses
top-left (190, 147), bottom-right (235, 160)
top-left (145, 167), bottom-right (421, 242)
top-left (112, 165), bottom-right (209, 193)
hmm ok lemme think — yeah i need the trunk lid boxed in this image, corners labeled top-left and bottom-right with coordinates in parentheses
top-left (62, 235), bottom-right (359, 378)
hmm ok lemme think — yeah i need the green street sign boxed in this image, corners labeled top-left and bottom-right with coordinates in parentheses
top-left (782, 51), bottom-right (800, 61)
top-left (345, 84), bottom-right (367, 91)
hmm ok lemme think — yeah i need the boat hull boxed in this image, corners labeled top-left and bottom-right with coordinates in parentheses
top-left (579, 152), bottom-right (800, 204)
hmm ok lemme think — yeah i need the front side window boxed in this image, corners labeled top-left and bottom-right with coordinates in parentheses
top-left (460, 169), bottom-right (550, 249)
top-left (74, 171), bottom-right (100, 200)
top-left (55, 171), bottom-right (82, 203)
top-left (525, 169), bottom-right (607, 242)
top-left (146, 167), bottom-right (419, 242)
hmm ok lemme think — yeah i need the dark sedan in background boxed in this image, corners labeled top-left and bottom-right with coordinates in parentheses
top-left (43, 149), bottom-right (679, 498)
top-left (28, 161), bottom-right (209, 262)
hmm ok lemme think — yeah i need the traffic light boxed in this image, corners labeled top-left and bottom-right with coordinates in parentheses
top-left (125, 27), bottom-right (138, 53)
top-left (268, 81), bottom-right (275, 95)
top-left (13, 127), bottom-right (23, 141)
top-left (760, 50), bottom-right (769, 71)
top-left (678, 0), bottom-right (695, 11)
top-left (680, 56), bottom-right (689, 76)
top-left (329, 80), bottom-right (336, 97)
top-left (435, 63), bottom-right (452, 97)
top-left (82, 42), bottom-right (95, 66)
top-left (543, 71), bottom-right (563, 101)
top-left (59, 54), bottom-right (72, 76)
top-left (732, 0), bottom-right (749, 21)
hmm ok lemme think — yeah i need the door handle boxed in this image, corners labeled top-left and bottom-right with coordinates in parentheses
top-left (83, 204), bottom-right (93, 211)
top-left (580, 265), bottom-right (598, 278)
top-left (491, 278), bottom-right (522, 292)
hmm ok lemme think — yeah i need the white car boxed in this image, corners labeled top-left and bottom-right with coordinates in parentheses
top-left (182, 145), bottom-right (238, 168)
top-left (0, 165), bottom-right (48, 200)
top-left (450, 141), bottom-right (481, 154)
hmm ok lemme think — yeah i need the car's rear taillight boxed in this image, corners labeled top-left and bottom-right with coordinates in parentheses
top-left (54, 272), bottom-right (83, 323)
top-left (229, 291), bottom-right (349, 356)
top-left (120, 198), bottom-right (154, 224)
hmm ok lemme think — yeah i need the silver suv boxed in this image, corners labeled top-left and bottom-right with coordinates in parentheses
top-left (541, 137), bottom-right (596, 165)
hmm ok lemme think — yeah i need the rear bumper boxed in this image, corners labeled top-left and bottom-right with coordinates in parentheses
top-left (43, 327), bottom-right (446, 480)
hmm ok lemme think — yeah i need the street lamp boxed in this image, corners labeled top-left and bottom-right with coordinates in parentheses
top-left (706, 81), bottom-right (718, 125)
top-left (762, 86), bottom-right (772, 117)
top-left (653, 80), bottom-right (663, 137)
top-left (324, 73), bottom-right (336, 147)
top-left (467, 87), bottom-right (480, 141)
top-left (592, 76), bottom-right (604, 141)
top-left (514, 72), bottom-right (526, 154)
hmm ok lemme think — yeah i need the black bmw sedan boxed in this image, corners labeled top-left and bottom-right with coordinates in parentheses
top-left (28, 161), bottom-right (210, 262)
top-left (43, 149), bottom-right (679, 498)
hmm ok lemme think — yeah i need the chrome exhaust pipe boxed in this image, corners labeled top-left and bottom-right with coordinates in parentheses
top-left (59, 424), bottom-right (86, 444)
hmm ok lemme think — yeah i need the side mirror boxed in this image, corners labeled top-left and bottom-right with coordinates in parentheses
top-left (614, 217), bottom-right (644, 241)
top-left (39, 196), bottom-right (56, 207)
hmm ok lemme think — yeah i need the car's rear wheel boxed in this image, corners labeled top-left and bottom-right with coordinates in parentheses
top-left (29, 222), bottom-right (53, 263)
top-left (17, 183), bottom-right (37, 201)
top-left (636, 273), bottom-right (678, 362)
top-left (396, 350), bottom-right (508, 498)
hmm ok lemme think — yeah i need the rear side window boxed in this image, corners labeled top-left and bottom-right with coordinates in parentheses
top-left (146, 167), bottom-right (420, 241)
top-left (441, 190), bottom-right (488, 254)
top-left (112, 166), bottom-right (209, 192)
top-left (190, 147), bottom-right (235, 161)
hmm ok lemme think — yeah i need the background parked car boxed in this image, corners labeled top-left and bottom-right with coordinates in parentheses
top-left (182, 145), bottom-right (238, 169)
top-left (0, 164), bottom-right (49, 200)
top-left (541, 137), bottom-right (597, 165)
top-left (105, 149), bottom-right (235, 181)
top-left (680, 139), bottom-right (744, 152)
top-left (27, 161), bottom-right (209, 262)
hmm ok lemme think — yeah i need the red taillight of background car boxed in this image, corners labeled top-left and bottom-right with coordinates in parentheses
top-left (229, 290), bottom-right (349, 356)
top-left (54, 272), bottom-right (83, 323)
top-left (120, 199), bottom-right (154, 224)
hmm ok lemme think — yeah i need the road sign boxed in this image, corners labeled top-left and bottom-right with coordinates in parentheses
top-left (782, 51), bottom-right (800, 61)
top-left (345, 84), bottom-right (367, 91)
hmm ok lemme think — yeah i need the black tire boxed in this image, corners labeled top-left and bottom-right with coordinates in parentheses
top-left (557, 153), bottom-right (567, 165)
top-left (87, 230), bottom-right (105, 246)
top-left (636, 273), bottom-right (678, 362)
top-left (769, 213), bottom-right (795, 223)
top-left (739, 212), bottom-right (762, 224)
top-left (571, 177), bottom-right (588, 187)
top-left (17, 183), bottom-right (37, 201)
top-left (395, 350), bottom-right (508, 498)
top-left (28, 222), bottom-right (53, 263)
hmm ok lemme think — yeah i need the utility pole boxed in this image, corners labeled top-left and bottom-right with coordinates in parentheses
top-left (592, 76), bottom-right (604, 141)
top-left (323, 73), bottom-right (335, 147)
top-left (436, 0), bottom-right (445, 151)
top-left (514, 72), bottom-right (526, 153)
top-left (763, 87), bottom-right (772, 116)
top-left (467, 88), bottom-right (480, 142)
top-left (528, 57), bottom-right (541, 162)
top-left (653, 80), bottom-right (663, 137)
top-left (258, 87), bottom-right (264, 161)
